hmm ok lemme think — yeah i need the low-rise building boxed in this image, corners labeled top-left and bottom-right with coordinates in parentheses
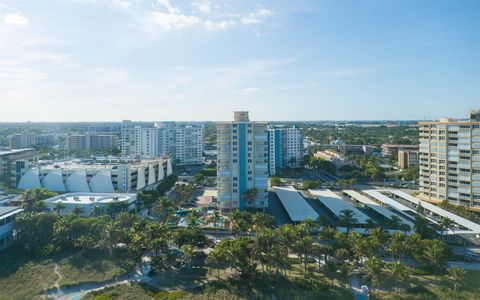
top-left (314, 150), bottom-right (347, 167)
top-left (398, 150), bottom-right (419, 170)
top-left (0, 206), bottom-right (23, 251)
top-left (381, 144), bottom-right (419, 157)
top-left (17, 157), bottom-right (172, 193)
top-left (44, 193), bottom-right (136, 216)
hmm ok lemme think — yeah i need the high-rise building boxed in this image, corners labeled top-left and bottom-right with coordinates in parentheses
top-left (418, 111), bottom-right (480, 208)
top-left (217, 111), bottom-right (268, 211)
top-left (0, 149), bottom-right (37, 188)
top-left (398, 150), bottom-right (419, 170)
top-left (9, 133), bottom-right (37, 149)
top-left (121, 123), bottom-right (203, 165)
top-left (267, 126), bottom-right (304, 176)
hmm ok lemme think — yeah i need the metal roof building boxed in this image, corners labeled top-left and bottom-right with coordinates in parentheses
top-left (309, 189), bottom-right (370, 224)
top-left (388, 190), bottom-right (480, 234)
top-left (274, 186), bottom-right (319, 222)
top-left (343, 190), bottom-right (413, 231)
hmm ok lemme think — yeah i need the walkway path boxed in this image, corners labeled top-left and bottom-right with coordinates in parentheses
top-left (53, 264), bottom-right (63, 293)
top-left (350, 273), bottom-right (368, 300)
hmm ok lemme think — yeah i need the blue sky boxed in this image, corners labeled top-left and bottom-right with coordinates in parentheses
top-left (0, 0), bottom-right (479, 122)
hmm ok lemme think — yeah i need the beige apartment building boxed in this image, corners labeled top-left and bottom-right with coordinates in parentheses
top-left (418, 110), bottom-right (480, 209)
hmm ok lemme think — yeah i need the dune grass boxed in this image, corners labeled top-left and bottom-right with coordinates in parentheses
top-left (0, 248), bottom-right (134, 300)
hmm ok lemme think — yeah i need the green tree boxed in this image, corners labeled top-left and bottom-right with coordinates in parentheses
top-left (338, 210), bottom-right (358, 233)
top-left (294, 236), bottom-right (314, 276)
top-left (365, 256), bottom-right (383, 291)
top-left (243, 188), bottom-right (258, 207)
top-left (194, 173), bottom-right (205, 185)
top-left (54, 201), bottom-right (65, 215)
top-left (270, 177), bottom-right (282, 187)
top-left (389, 261), bottom-right (410, 291)
top-left (423, 239), bottom-right (450, 284)
top-left (447, 266), bottom-right (466, 292)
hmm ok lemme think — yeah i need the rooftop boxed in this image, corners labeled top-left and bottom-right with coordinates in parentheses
top-left (274, 186), bottom-right (318, 222)
top-left (0, 206), bottom-right (23, 218)
top-left (44, 192), bottom-right (136, 206)
top-left (0, 148), bottom-right (35, 156)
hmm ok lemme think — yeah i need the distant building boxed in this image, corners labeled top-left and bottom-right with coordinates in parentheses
top-left (17, 157), bottom-right (172, 193)
top-left (314, 149), bottom-right (347, 167)
top-left (217, 111), bottom-right (268, 211)
top-left (398, 150), bottom-right (419, 170)
top-left (381, 144), bottom-right (419, 157)
top-left (36, 134), bottom-right (55, 147)
top-left (121, 123), bottom-right (203, 165)
top-left (267, 126), bottom-right (304, 176)
top-left (9, 133), bottom-right (36, 149)
top-left (0, 149), bottom-right (37, 188)
top-left (44, 193), bottom-right (137, 217)
top-left (0, 206), bottom-right (23, 251)
top-left (66, 133), bottom-right (118, 152)
top-left (418, 111), bottom-right (480, 208)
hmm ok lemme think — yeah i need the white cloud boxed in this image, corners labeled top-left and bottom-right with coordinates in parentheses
top-left (149, 11), bottom-right (199, 30)
top-left (205, 19), bottom-right (235, 31)
top-left (240, 87), bottom-right (261, 95)
top-left (3, 12), bottom-right (29, 26)
top-left (156, 0), bottom-right (179, 14)
top-left (191, 1), bottom-right (211, 13)
top-left (241, 8), bottom-right (273, 25)
top-left (317, 63), bottom-right (405, 79)
top-left (112, 0), bottom-right (138, 9)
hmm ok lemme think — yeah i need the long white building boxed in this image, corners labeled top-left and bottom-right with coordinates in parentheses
top-left (267, 126), bottom-right (304, 176)
top-left (121, 123), bottom-right (203, 165)
top-left (217, 111), bottom-right (268, 211)
top-left (17, 158), bottom-right (172, 193)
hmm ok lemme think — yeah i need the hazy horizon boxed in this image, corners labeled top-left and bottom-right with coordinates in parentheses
top-left (1, 0), bottom-right (479, 122)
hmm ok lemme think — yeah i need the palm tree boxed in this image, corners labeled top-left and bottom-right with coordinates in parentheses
top-left (206, 249), bottom-right (227, 277)
top-left (338, 209), bottom-right (358, 233)
top-left (414, 215), bottom-right (429, 238)
top-left (315, 215), bottom-right (330, 229)
top-left (324, 260), bottom-right (338, 286)
top-left (388, 215), bottom-right (402, 230)
top-left (294, 236), bottom-right (314, 276)
top-left (447, 266), bottom-right (466, 292)
top-left (439, 217), bottom-right (454, 239)
top-left (243, 188), bottom-right (257, 208)
top-left (186, 209), bottom-right (201, 229)
top-left (208, 210), bottom-right (222, 239)
top-left (72, 204), bottom-right (84, 216)
top-left (387, 232), bottom-right (405, 262)
top-left (364, 218), bottom-right (377, 234)
top-left (389, 261), bottom-right (410, 291)
top-left (54, 201), bottom-right (65, 215)
top-left (89, 205), bottom-right (103, 217)
top-left (365, 256), bottom-right (383, 291)
top-left (423, 240), bottom-right (448, 284)
top-left (156, 196), bottom-right (172, 224)
top-left (399, 223), bottom-right (411, 236)
top-left (181, 244), bottom-right (195, 270)
top-left (405, 233), bottom-right (422, 269)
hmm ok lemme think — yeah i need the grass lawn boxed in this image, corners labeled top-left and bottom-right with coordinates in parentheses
top-left (371, 269), bottom-right (480, 300)
top-left (85, 273), bottom-right (353, 300)
top-left (0, 248), bottom-right (134, 300)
